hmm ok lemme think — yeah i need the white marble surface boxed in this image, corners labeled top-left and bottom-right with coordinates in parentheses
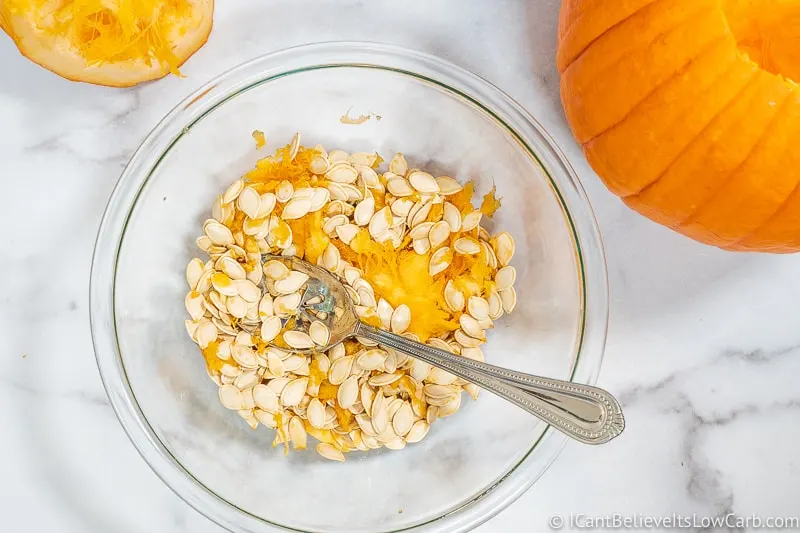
top-left (2, 1), bottom-right (800, 532)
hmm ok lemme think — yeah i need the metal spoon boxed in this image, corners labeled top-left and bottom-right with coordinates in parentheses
top-left (267, 255), bottom-right (624, 445)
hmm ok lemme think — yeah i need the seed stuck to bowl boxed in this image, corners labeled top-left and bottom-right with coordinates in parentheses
top-left (183, 134), bottom-right (517, 461)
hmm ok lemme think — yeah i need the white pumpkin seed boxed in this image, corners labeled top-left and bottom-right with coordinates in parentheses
top-left (390, 304), bottom-right (411, 334)
top-left (386, 177), bottom-right (414, 197)
top-left (389, 153), bottom-right (408, 176)
top-left (453, 237), bottom-right (481, 255)
top-left (309, 188), bottom-right (330, 212)
top-left (253, 384), bottom-right (279, 412)
top-left (454, 329), bottom-right (484, 348)
top-left (435, 176), bottom-right (463, 195)
top-left (326, 164), bottom-right (359, 184)
top-left (429, 247), bottom-right (452, 276)
top-left (309, 321), bottom-right (331, 347)
top-left (409, 221), bottom-right (433, 240)
top-left (273, 292), bottom-right (301, 316)
top-left (337, 376), bottom-right (359, 409)
top-left (413, 238), bottom-right (431, 255)
top-left (276, 180), bottom-right (294, 203)
top-left (280, 378), bottom-right (309, 407)
top-left (260, 316), bottom-right (282, 342)
top-left (186, 258), bottom-right (205, 289)
top-left (274, 271), bottom-right (309, 294)
top-left (495, 266), bottom-right (516, 291)
top-left (195, 320), bottom-right (218, 348)
top-left (369, 373), bottom-right (402, 387)
top-left (368, 206), bottom-right (392, 238)
top-left (405, 420), bottom-right (430, 443)
top-left (225, 295), bottom-right (247, 319)
top-left (335, 223), bottom-right (359, 245)
top-left (467, 296), bottom-right (490, 321)
top-left (323, 214), bottom-right (349, 236)
top-left (428, 221), bottom-right (450, 248)
top-left (281, 197), bottom-right (311, 220)
top-left (492, 232), bottom-right (515, 266)
top-left (223, 179), bottom-right (244, 204)
top-left (204, 220), bottom-right (234, 245)
top-left (237, 187), bottom-right (261, 219)
top-left (219, 385), bottom-right (244, 410)
top-left (427, 366), bottom-right (458, 386)
top-left (499, 287), bottom-right (517, 313)
top-left (316, 442), bottom-right (345, 462)
top-left (442, 202), bottom-right (462, 233)
top-left (283, 330), bottom-right (314, 350)
top-left (307, 398), bottom-right (326, 428)
top-left (288, 416), bottom-right (307, 450)
top-left (376, 298), bottom-right (394, 329)
top-left (329, 356), bottom-right (354, 385)
top-left (309, 153), bottom-right (330, 174)
top-left (392, 402), bottom-right (414, 436)
top-left (390, 198), bottom-right (414, 217)
top-left (263, 259), bottom-right (290, 280)
top-left (408, 170), bottom-right (440, 193)
top-left (353, 196), bottom-right (375, 226)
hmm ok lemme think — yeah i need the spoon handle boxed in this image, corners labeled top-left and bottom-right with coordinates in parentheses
top-left (355, 323), bottom-right (624, 445)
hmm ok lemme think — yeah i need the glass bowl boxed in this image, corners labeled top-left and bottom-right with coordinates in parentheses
top-left (90, 42), bottom-right (608, 533)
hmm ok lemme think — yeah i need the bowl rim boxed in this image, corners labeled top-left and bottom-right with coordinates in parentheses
top-left (90, 41), bottom-right (609, 533)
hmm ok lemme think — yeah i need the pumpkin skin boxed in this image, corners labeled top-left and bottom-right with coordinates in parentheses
top-left (557, 0), bottom-right (800, 252)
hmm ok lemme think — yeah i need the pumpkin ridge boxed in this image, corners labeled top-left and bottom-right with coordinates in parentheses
top-left (677, 89), bottom-right (795, 229)
top-left (731, 182), bottom-right (800, 249)
top-left (557, 0), bottom-right (662, 73)
top-left (628, 69), bottom-right (764, 200)
top-left (734, 169), bottom-right (800, 251)
top-left (581, 35), bottom-right (734, 147)
top-left (562, 0), bottom-right (715, 93)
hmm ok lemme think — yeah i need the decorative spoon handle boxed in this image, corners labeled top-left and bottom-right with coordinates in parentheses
top-left (356, 323), bottom-right (624, 445)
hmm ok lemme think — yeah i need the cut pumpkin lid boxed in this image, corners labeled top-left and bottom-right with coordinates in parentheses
top-left (1, 0), bottom-right (214, 87)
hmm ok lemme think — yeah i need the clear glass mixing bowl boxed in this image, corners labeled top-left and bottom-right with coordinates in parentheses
top-left (90, 42), bottom-right (608, 533)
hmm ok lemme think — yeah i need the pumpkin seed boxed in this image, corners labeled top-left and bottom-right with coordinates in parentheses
top-left (276, 180), bottom-right (294, 203)
top-left (253, 384), bottom-right (279, 412)
top-left (390, 304), bottom-right (411, 334)
top-left (326, 164), bottom-right (359, 184)
top-left (288, 132), bottom-right (301, 161)
top-left (467, 296), bottom-right (490, 321)
top-left (390, 198), bottom-right (414, 217)
top-left (237, 187), bottom-right (261, 219)
top-left (389, 153), bottom-right (408, 176)
top-left (316, 442), bottom-right (345, 462)
top-left (492, 232), bottom-right (515, 266)
top-left (186, 258), bottom-right (205, 290)
top-left (274, 271), bottom-right (309, 294)
top-left (288, 416), bottom-right (307, 450)
top-left (223, 179), bottom-right (244, 204)
top-left (453, 237), bottom-right (481, 255)
top-left (386, 177), bottom-right (414, 197)
top-left (413, 238), bottom-right (431, 255)
top-left (260, 315), bottom-right (282, 342)
top-left (408, 170), bottom-right (440, 193)
top-left (309, 321), bottom-right (330, 347)
top-left (281, 197), bottom-right (311, 220)
top-left (337, 376), bottom-right (359, 409)
top-left (308, 398), bottom-right (326, 428)
top-left (499, 287), bottom-right (517, 313)
top-left (435, 176), bottom-right (462, 195)
top-left (283, 330), bottom-right (314, 350)
top-left (335, 223), bottom-right (359, 245)
top-left (280, 378), bottom-right (309, 407)
top-left (219, 385), bottom-right (244, 410)
top-left (429, 247), bottom-right (452, 276)
top-left (309, 154), bottom-right (330, 174)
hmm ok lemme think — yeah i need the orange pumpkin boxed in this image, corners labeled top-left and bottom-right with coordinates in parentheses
top-left (557, 0), bottom-right (800, 252)
top-left (0, 0), bottom-right (213, 87)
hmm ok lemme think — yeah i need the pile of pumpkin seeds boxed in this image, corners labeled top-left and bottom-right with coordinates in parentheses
top-left (184, 134), bottom-right (517, 461)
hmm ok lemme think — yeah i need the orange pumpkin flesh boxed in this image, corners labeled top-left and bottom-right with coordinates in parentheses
top-left (558, 0), bottom-right (800, 252)
top-left (0, 0), bottom-right (213, 87)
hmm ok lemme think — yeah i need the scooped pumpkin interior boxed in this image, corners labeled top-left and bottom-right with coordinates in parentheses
top-left (0, 0), bottom-right (213, 86)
